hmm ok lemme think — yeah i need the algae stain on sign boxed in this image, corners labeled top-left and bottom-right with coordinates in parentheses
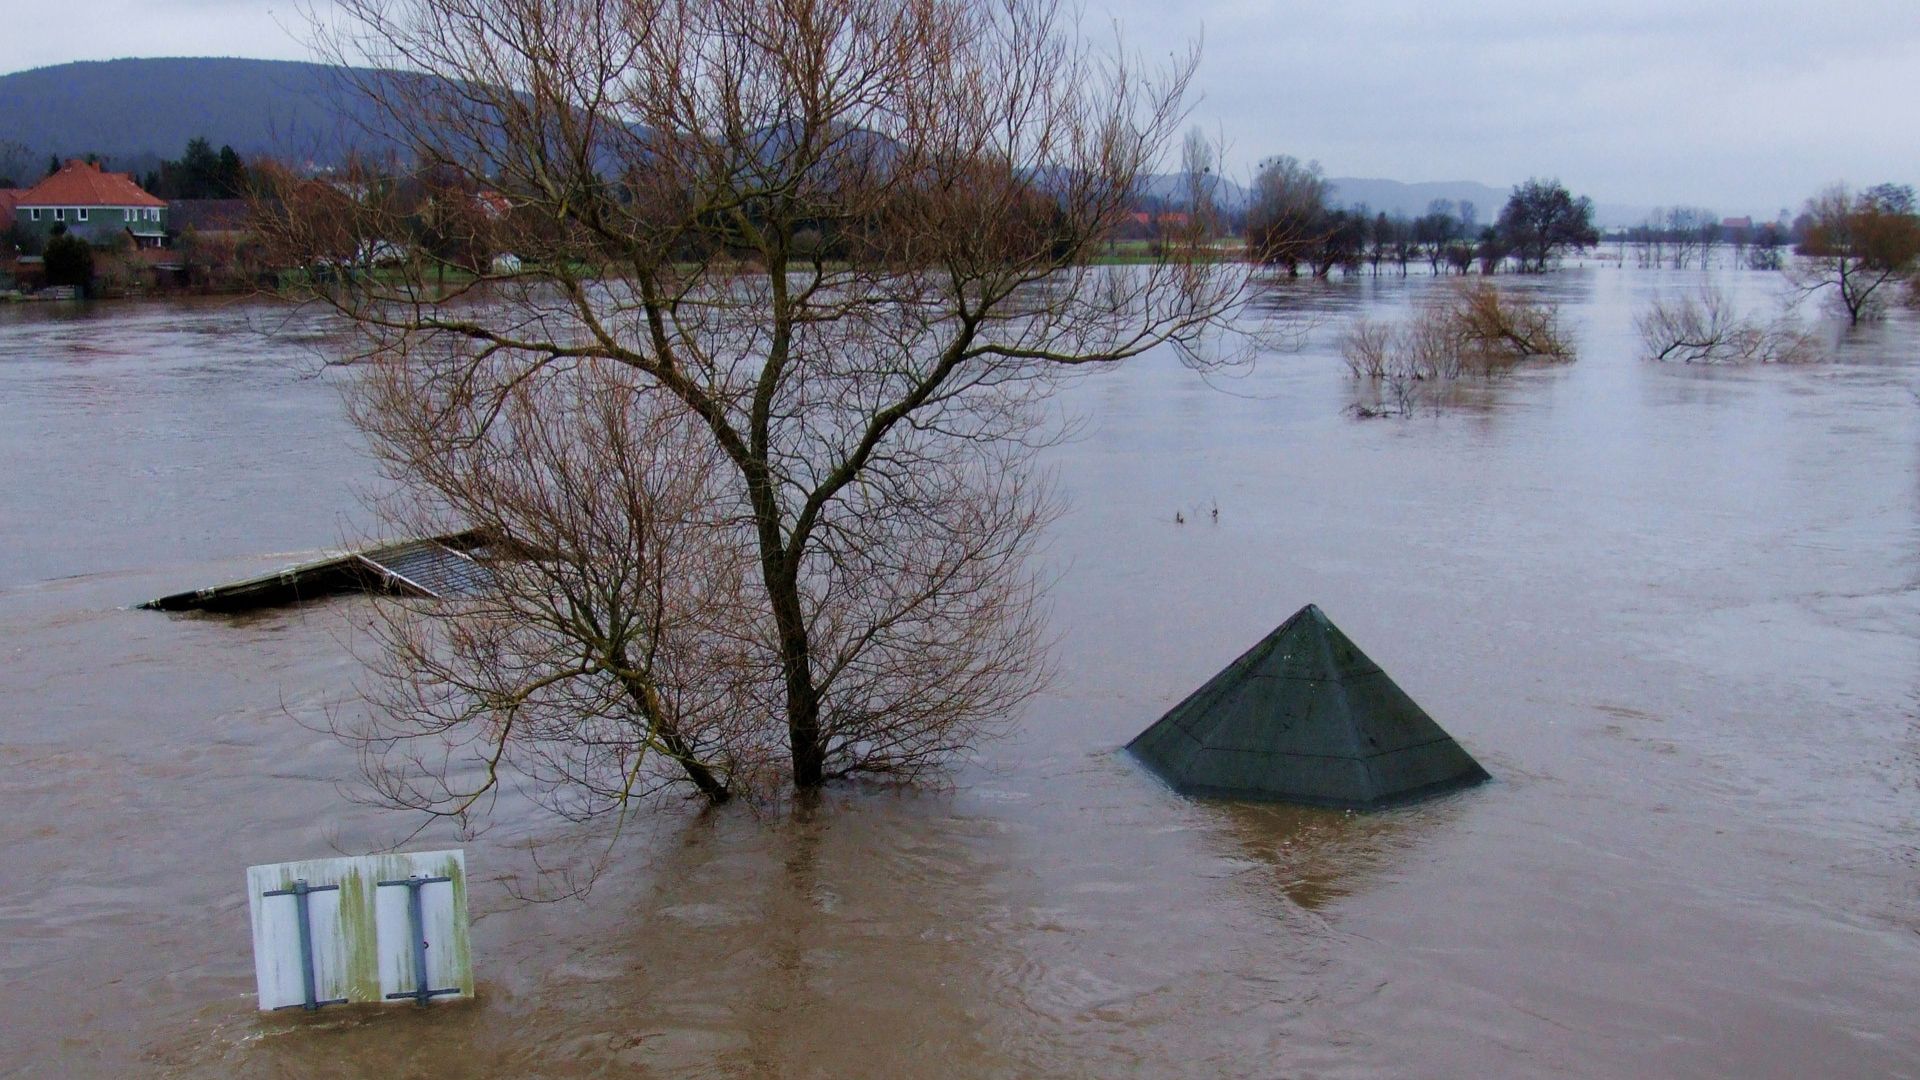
top-left (336, 866), bottom-right (382, 1002)
top-left (245, 849), bottom-right (473, 1011)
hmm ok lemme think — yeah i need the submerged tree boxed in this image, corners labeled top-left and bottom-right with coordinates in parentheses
top-left (1634, 287), bottom-right (1820, 365)
top-left (1416, 200), bottom-right (1461, 275)
top-left (265, 0), bottom-right (1249, 812)
top-left (1790, 183), bottom-right (1920, 325)
top-left (1748, 221), bottom-right (1788, 271)
top-left (1662, 206), bottom-right (1719, 270)
top-left (1342, 281), bottom-right (1571, 380)
top-left (352, 362), bottom-right (760, 811)
top-left (1496, 178), bottom-right (1598, 272)
top-left (1245, 154), bottom-right (1329, 276)
top-left (1340, 281), bottom-right (1572, 415)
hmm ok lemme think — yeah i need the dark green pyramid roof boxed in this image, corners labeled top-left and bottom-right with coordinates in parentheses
top-left (1127, 605), bottom-right (1489, 809)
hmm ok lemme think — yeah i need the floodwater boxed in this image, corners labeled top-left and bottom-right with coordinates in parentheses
top-left (2, 268), bottom-right (1917, 1078)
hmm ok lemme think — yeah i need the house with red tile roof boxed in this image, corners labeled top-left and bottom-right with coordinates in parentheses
top-left (13, 160), bottom-right (169, 249)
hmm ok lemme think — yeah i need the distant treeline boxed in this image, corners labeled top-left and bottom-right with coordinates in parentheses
top-left (0, 137), bottom-right (250, 200)
top-left (1235, 156), bottom-right (1599, 276)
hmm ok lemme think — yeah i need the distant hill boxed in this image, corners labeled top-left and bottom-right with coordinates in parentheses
top-left (1324, 177), bottom-right (1509, 221)
top-left (0, 57), bottom-right (414, 175)
top-left (0, 58), bottom-right (1670, 228)
top-left (1134, 173), bottom-right (1252, 213)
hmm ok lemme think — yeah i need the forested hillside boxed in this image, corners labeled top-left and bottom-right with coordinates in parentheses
top-left (0, 57), bottom-right (407, 178)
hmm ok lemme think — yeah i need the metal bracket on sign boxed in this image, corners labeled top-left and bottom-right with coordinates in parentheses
top-left (261, 879), bottom-right (348, 1011)
top-left (376, 875), bottom-right (460, 1006)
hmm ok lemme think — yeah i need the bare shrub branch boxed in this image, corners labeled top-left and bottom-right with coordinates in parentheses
top-left (1634, 287), bottom-right (1822, 365)
top-left (1446, 281), bottom-right (1573, 368)
top-left (1340, 317), bottom-right (1392, 379)
top-left (1339, 282), bottom-right (1572, 415)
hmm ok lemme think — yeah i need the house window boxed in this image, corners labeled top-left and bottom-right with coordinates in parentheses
top-left (29, 208), bottom-right (39, 220)
top-left (76, 208), bottom-right (88, 222)
top-left (53, 208), bottom-right (64, 221)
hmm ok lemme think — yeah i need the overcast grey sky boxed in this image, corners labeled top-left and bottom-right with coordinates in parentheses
top-left (6, 0), bottom-right (1916, 214)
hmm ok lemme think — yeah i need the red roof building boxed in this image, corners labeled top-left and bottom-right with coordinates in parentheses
top-left (19, 160), bottom-right (166, 209)
top-left (13, 160), bottom-right (169, 248)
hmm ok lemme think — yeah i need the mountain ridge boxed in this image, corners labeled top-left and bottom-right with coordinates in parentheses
top-left (0, 57), bottom-right (412, 178)
top-left (1, 57), bottom-right (1661, 227)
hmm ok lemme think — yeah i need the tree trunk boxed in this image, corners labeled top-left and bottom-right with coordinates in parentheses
top-left (766, 562), bottom-right (826, 788)
top-left (744, 465), bottom-right (829, 790)
top-left (660, 726), bottom-right (734, 803)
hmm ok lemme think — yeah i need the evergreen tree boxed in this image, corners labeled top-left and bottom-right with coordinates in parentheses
top-left (216, 145), bottom-right (247, 197)
top-left (43, 229), bottom-right (95, 294)
top-left (158, 137), bottom-right (227, 198)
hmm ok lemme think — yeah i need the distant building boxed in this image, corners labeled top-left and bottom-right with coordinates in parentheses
top-left (12, 160), bottom-right (168, 248)
top-left (1721, 216), bottom-right (1753, 231)
top-left (1120, 209), bottom-right (1192, 239)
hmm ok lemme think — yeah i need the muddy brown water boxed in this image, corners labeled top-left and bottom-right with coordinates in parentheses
top-left (2, 269), bottom-right (1917, 1078)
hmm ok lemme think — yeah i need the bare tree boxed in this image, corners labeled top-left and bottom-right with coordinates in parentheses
top-left (263, 0), bottom-right (1249, 809)
top-left (1634, 287), bottom-right (1820, 364)
top-left (1389, 215), bottom-right (1416, 276)
top-left (1748, 220), bottom-right (1787, 271)
top-left (1444, 241), bottom-right (1475, 276)
top-left (349, 363), bottom-right (763, 813)
top-left (1727, 219), bottom-right (1750, 269)
top-left (1310, 207), bottom-right (1366, 279)
top-left (1663, 207), bottom-right (1717, 269)
top-left (1178, 125), bottom-right (1222, 241)
top-left (1417, 200), bottom-right (1458, 275)
top-left (1629, 210), bottom-right (1664, 269)
top-left (1496, 178), bottom-right (1597, 272)
top-left (1790, 183), bottom-right (1920, 324)
top-left (1245, 154), bottom-right (1328, 276)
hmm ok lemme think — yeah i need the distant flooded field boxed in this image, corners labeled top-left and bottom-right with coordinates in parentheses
top-left (2, 268), bottom-right (1917, 1078)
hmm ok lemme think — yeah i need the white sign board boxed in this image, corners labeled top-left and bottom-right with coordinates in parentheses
top-left (246, 849), bottom-right (472, 1011)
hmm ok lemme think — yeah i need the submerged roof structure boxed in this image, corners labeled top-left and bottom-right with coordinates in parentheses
top-left (139, 531), bottom-right (494, 613)
top-left (1127, 604), bottom-right (1489, 810)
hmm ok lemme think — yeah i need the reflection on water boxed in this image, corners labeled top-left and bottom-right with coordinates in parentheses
top-left (1205, 798), bottom-right (1459, 913)
top-left (2, 270), bottom-right (1919, 1078)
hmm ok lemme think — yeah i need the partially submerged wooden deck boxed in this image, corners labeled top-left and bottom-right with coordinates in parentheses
top-left (139, 530), bottom-right (494, 613)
